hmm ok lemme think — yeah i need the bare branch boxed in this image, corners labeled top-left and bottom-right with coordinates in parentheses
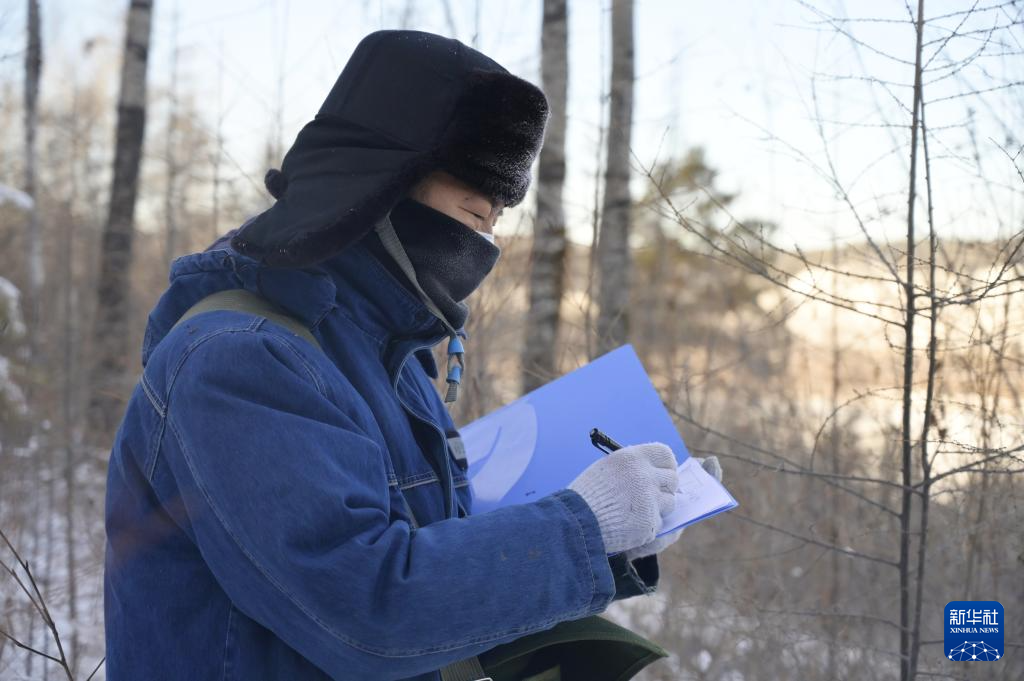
top-left (734, 514), bottom-right (900, 568)
top-left (757, 607), bottom-right (904, 632)
top-left (0, 527), bottom-right (74, 680)
top-left (85, 655), bottom-right (107, 681)
top-left (0, 627), bottom-right (67, 666)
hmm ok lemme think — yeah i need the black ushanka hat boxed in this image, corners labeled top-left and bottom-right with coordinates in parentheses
top-left (230, 29), bottom-right (550, 268)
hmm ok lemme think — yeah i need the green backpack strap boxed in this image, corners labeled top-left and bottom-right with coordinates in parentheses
top-left (170, 288), bottom-right (323, 353)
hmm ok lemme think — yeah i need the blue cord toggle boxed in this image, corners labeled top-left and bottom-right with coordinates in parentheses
top-left (443, 333), bottom-right (465, 404)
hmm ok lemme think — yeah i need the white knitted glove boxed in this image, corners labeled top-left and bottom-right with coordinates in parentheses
top-left (698, 455), bottom-right (723, 484)
top-left (622, 455), bottom-right (723, 561)
top-left (567, 442), bottom-right (678, 554)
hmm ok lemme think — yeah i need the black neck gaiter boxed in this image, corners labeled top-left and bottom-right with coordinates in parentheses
top-left (362, 198), bottom-right (501, 331)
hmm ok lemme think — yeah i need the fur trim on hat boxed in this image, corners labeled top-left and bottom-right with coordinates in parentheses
top-left (435, 70), bottom-right (549, 208)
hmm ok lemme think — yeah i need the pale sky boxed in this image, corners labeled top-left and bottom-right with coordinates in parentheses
top-left (2, 0), bottom-right (1021, 252)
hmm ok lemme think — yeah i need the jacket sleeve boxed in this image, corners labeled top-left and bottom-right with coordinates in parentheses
top-left (609, 554), bottom-right (659, 600)
top-left (161, 328), bottom-right (618, 680)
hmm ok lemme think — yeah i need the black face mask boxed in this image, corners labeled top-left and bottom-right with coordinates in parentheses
top-left (363, 198), bottom-right (501, 331)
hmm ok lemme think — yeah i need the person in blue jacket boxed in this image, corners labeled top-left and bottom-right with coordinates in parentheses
top-left (103, 29), bottom-right (716, 680)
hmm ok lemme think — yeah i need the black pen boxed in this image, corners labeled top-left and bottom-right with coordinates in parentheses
top-left (590, 428), bottom-right (624, 455)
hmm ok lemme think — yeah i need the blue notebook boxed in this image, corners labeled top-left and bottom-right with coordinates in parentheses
top-left (460, 344), bottom-right (738, 536)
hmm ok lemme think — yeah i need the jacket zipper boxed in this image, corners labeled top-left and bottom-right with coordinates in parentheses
top-left (391, 338), bottom-right (457, 521)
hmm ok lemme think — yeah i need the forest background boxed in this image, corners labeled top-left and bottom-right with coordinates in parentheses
top-left (1, 1), bottom-right (1022, 680)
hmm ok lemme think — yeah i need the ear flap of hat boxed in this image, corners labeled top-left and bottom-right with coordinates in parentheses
top-left (435, 70), bottom-right (549, 208)
top-left (230, 150), bottom-right (436, 268)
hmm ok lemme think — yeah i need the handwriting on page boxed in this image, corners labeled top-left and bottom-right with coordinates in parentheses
top-left (657, 457), bottom-right (737, 537)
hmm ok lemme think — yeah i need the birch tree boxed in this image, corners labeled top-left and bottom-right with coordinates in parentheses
top-left (595, 0), bottom-right (634, 358)
top-left (522, 0), bottom-right (569, 392)
top-left (20, 4), bottom-right (43, 675)
top-left (23, 0), bottom-right (42, 336)
top-left (86, 0), bottom-right (154, 448)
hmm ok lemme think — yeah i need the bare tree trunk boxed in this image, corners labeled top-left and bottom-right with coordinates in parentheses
top-left (583, 6), bottom-right (609, 364)
top-left (908, 65), bottom-right (940, 681)
top-left (86, 0), bottom-right (154, 448)
top-left (522, 0), bottom-right (568, 393)
top-left (24, 0), bottom-right (43, 332)
top-left (899, 2), bottom-right (925, 679)
top-left (22, 4), bottom-right (43, 675)
top-left (595, 0), bottom-right (634, 358)
top-left (164, 0), bottom-right (180, 263)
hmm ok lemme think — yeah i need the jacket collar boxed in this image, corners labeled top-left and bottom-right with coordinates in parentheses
top-left (141, 232), bottom-right (465, 372)
top-left (320, 238), bottom-right (450, 345)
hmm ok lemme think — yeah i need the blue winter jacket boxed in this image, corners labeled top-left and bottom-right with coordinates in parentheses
top-left (103, 235), bottom-right (659, 680)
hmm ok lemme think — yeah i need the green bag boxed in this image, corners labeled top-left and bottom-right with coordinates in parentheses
top-left (477, 614), bottom-right (668, 681)
top-left (173, 288), bottom-right (669, 681)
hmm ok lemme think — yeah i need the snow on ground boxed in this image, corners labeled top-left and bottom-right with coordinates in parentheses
top-left (0, 184), bottom-right (34, 212)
